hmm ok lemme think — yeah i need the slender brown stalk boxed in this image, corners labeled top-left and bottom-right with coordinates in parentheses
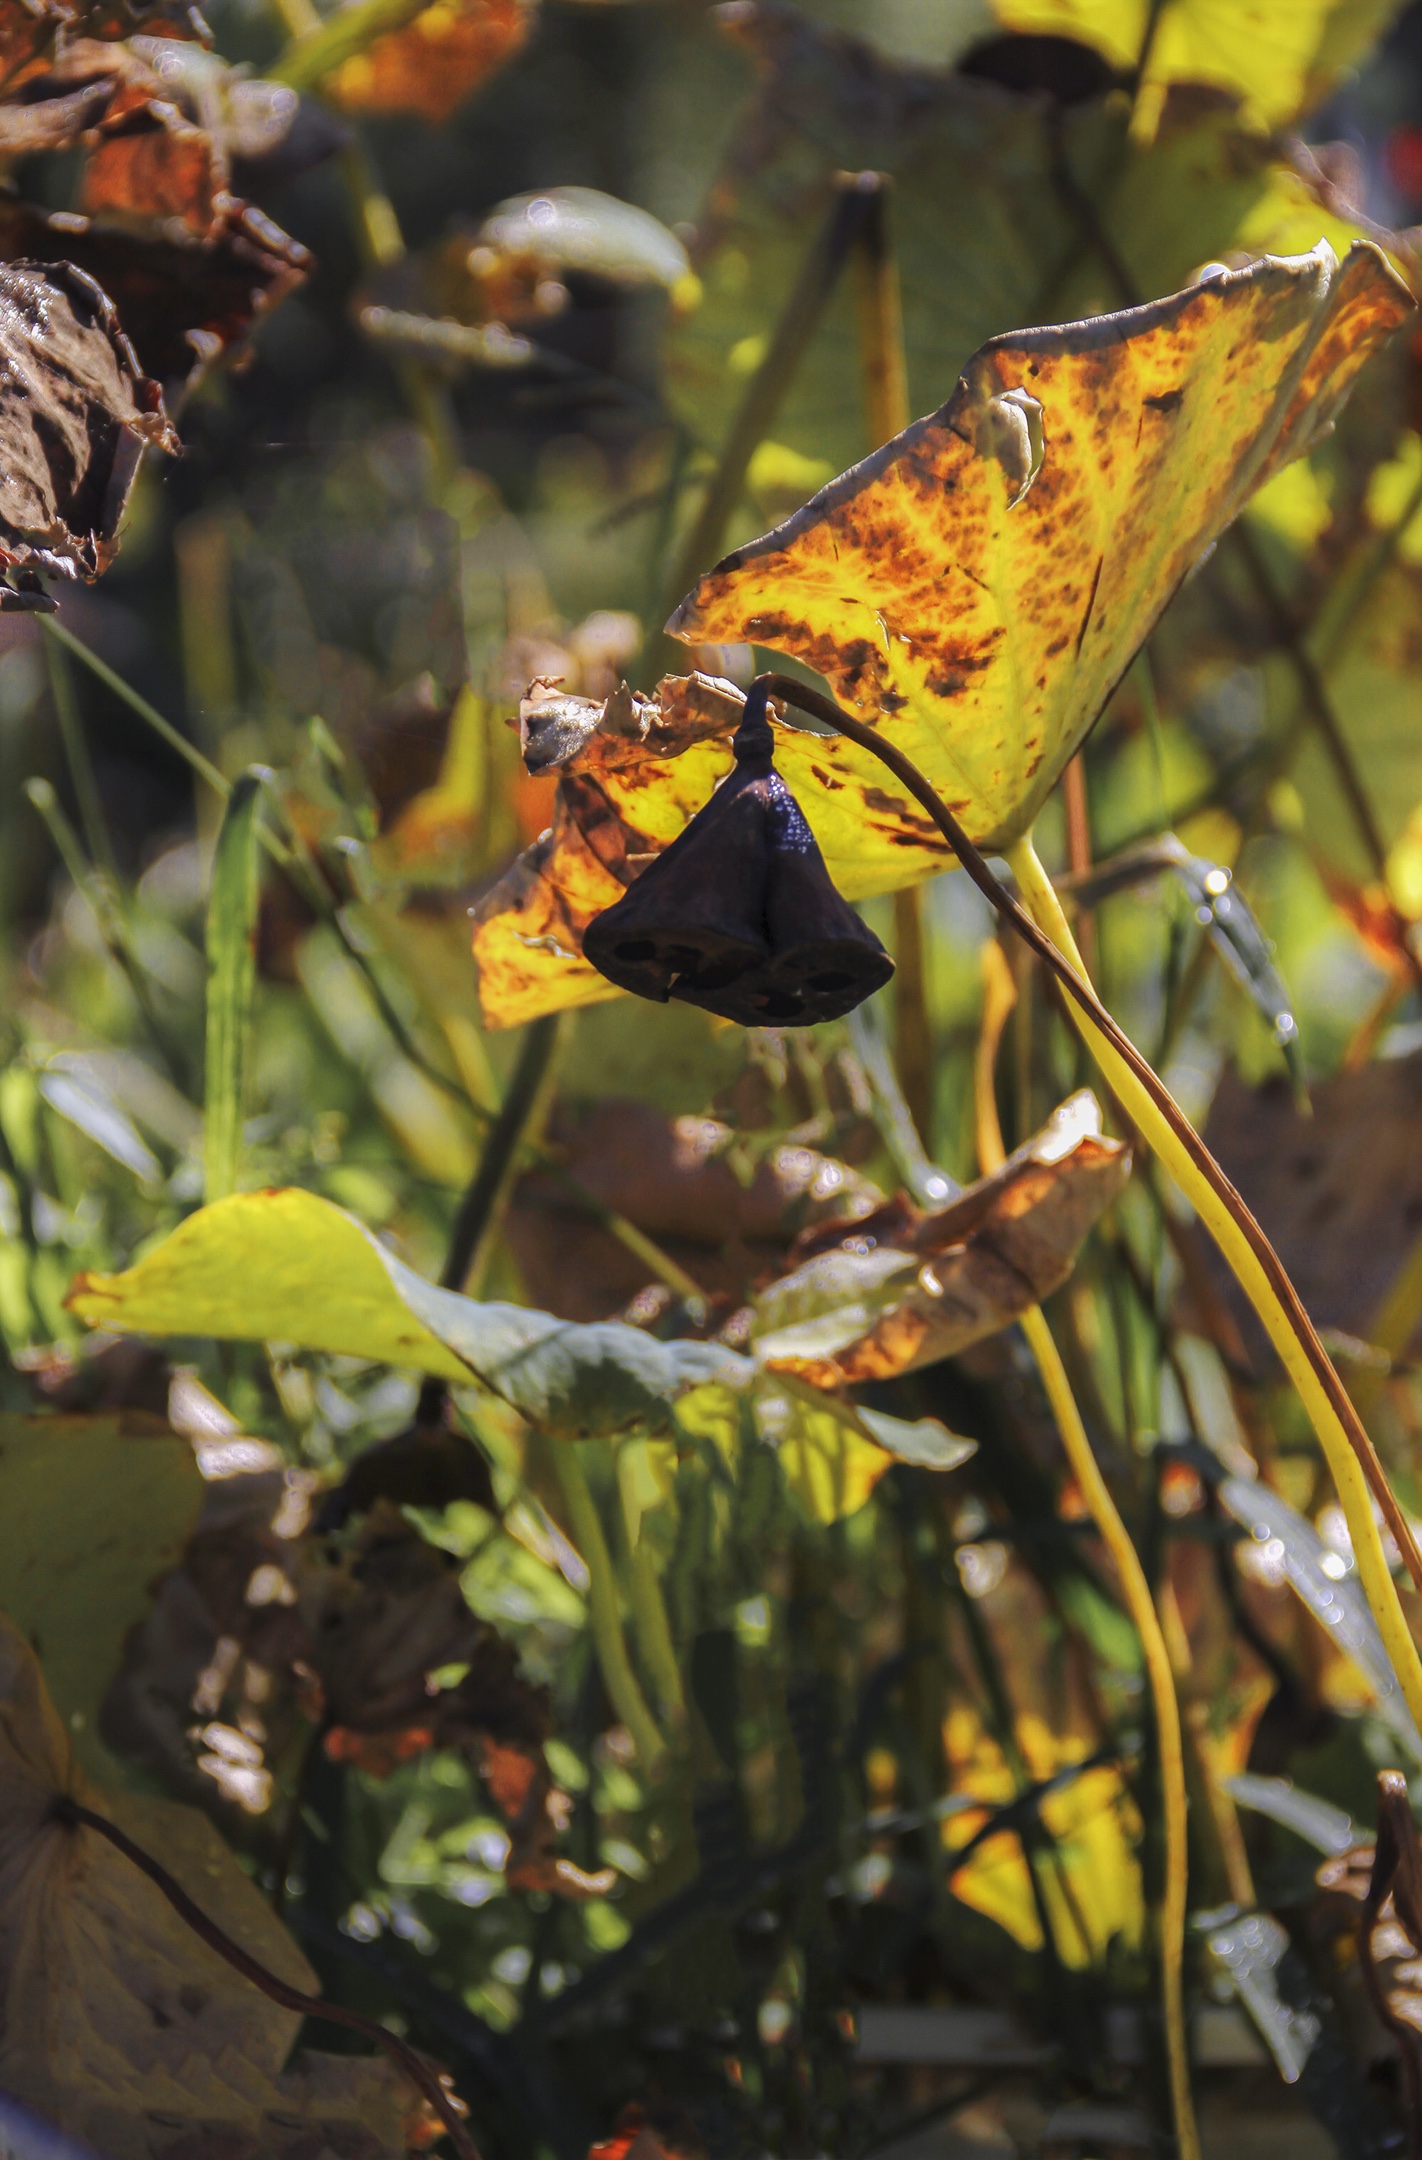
top-left (756, 671), bottom-right (1422, 1604)
top-left (53, 1796), bottom-right (481, 2160)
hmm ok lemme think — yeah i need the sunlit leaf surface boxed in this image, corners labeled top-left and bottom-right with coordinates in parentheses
top-left (672, 243), bottom-right (1411, 853)
top-left (66, 1189), bottom-right (966, 1514)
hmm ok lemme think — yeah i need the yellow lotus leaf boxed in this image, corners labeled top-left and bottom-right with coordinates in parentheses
top-left (671, 241), bottom-right (1412, 856)
top-left (472, 672), bottom-right (947, 1027)
top-left (0, 1613), bottom-right (413, 2152)
top-left (993, 0), bottom-right (1405, 131)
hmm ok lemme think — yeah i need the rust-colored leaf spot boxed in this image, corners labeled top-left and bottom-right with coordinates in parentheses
top-left (325, 0), bottom-right (531, 124)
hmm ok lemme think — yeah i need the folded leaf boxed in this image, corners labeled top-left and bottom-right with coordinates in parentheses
top-left (752, 1092), bottom-right (1130, 1386)
top-left (671, 241), bottom-right (1411, 854)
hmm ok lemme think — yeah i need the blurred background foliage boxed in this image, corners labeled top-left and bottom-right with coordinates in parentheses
top-left (13, 0), bottom-right (1422, 2156)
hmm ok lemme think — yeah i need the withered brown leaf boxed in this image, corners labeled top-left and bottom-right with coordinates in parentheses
top-left (0, 196), bottom-right (309, 385)
top-left (0, 257), bottom-right (176, 588)
top-left (0, 1612), bottom-right (417, 2155)
top-left (751, 1091), bottom-right (1130, 1387)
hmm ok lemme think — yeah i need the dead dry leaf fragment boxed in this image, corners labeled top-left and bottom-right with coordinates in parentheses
top-left (752, 1091), bottom-right (1130, 1387)
top-left (0, 258), bottom-right (176, 587)
top-left (670, 241), bottom-right (1413, 855)
top-left (0, 196), bottom-right (310, 389)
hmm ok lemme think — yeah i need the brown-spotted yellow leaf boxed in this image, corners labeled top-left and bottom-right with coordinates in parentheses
top-left (752, 1093), bottom-right (1130, 1388)
top-left (0, 1614), bottom-right (416, 2153)
top-left (669, 241), bottom-right (1413, 855)
top-left (472, 673), bottom-right (947, 1026)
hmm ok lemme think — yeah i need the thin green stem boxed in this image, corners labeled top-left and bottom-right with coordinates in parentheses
top-left (555, 1444), bottom-right (667, 1771)
top-left (1023, 1305), bottom-right (1197, 2160)
top-left (271, 0), bottom-right (428, 89)
top-left (616, 1446), bottom-right (685, 1723)
top-left (41, 617), bottom-right (228, 802)
top-left (24, 778), bottom-right (181, 1082)
top-left (45, 635), bottom-right (116, 885)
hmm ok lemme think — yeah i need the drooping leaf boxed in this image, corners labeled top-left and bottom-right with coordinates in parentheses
top-left (37, 1063), bottom-right (162, 1185)
top-left (203, 768), bottom-right (264, 1204)
top-left (751, 1092), bottom-right (1130, 1386)
top-left (66, 1189), bottom-right (968, 1516)
top-left (1217, 1474), bottom-right (1422, 1762)
top-left (0, 1412), bottom-right (203, 1782)
top-left (474, 185), bottom-right (694, 300)
top-left (0, 260), bottom-right (177, 589)
top-left (671, 241), bottom-right (1412, 855)
top-left (1223, 1771), bottom-right (1357, 1855)
top-left (321, 0), bottom-right (532, 122)
top-left (0, 1615), bottom-right (418, 2154)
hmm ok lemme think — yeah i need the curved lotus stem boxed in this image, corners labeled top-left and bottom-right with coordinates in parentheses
top-left (756, 672), bottom-right (1422, 1739)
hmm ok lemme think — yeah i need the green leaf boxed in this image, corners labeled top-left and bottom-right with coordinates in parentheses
top-left (203, 768), bottom-right (265, 1205)
top-left (68, 1187), bottom-right (749, 1438)
top-left (66, 1190), bottom-right (974, 1514)
top-left (38, 1067), bottom-right (161, 1186)
top-left (0, 1412), bottom-right (203, 1782)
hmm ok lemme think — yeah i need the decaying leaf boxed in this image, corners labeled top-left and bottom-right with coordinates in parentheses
top-left (751, 1092), bottom-right (1130, 1386)
top-left (507, 1098), bottom-right (882, 1322)
top-left (0, 1411), bottom-right (203, 1782)
top-left (0, 1613), bottom-right (419, 2155)
top-left (100, 1464), bottom-right (597, 1886)
top-left (324, 0), bottom-right (532, 122)
top-left (0, 197), bottom-right (310, 385)
top-left (472, 671), bottom-right (944, 1027)
top-left (0, 258), bottom-right (177, 589)
top-left (1201, 1047), bottom-right (1422, 1362)
top-left (671, 241), bottom-right (1412, 855)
